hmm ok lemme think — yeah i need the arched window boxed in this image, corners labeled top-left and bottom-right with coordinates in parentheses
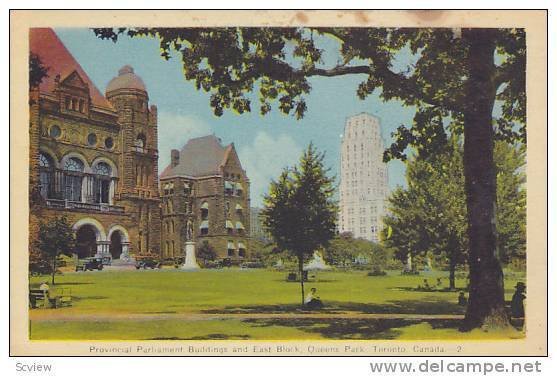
top-left (39, 153), bottom-right (51, 168)
top-left (94, 162), bottom-right (111, 176)
top-left (64, 157), bottom-right (84, 202)
top-left (64, 157), bottom-right (84, 172)
top-left (93, 162), bottom-right (112, 204)
top-left (39, 152), bottom-right (54, 199)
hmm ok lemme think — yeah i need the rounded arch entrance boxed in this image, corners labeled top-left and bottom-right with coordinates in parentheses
top-left (107, 225), bottom-right (130, 260)
top-left (72, 218), bottom-right (107, 259)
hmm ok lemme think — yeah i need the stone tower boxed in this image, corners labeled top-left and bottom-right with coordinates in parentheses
top-left (106, 65), bottom-right (161, 255)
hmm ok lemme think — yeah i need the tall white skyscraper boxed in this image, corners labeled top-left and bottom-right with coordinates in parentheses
top-left (339, 113), bottom-right (389, 242)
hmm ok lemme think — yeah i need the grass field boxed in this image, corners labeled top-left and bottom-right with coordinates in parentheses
top-left (29, 268), bottom-right (525, 340)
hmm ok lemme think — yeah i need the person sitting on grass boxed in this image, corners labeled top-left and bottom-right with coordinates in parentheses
top-left (511, 282), bottom-right (526, 318)
top-left (458, 291), bottom-right (467, 306)
top-left (304, 288), bottom-right (323, 310)
top-left (417, 279), bottom-right (431, 291)
top-left (436, 277), bottom-right (443, 290)
top-left (39, 281), bottom-right (50, 293)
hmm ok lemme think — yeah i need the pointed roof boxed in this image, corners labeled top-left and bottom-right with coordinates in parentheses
top-left (29, 28), bottom-right (113, 110)
top-left (160, 135), bottom-right (233, 178)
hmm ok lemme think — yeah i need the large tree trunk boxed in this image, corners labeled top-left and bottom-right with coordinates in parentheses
top-left (462, 29), bottom-right (508, 330)
top-left (449, 259), bottom-right (456, 291)
top-left (298, 255), bottom-right (305, 307)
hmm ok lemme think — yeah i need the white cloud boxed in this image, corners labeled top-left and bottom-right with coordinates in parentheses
top-left (157, 111), bottom-right (212, 171)
top-left (238, 131), bottom-right (302, 208)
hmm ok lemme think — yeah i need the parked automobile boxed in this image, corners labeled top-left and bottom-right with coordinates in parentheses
top-left (135, 257), bottom-right (161, 269)
top-left (75, 257), bottom-right (104, 272)
top-left (204, 260), bottom-right (223, 269)
top-left (240, 261), bottom-right (265, 269)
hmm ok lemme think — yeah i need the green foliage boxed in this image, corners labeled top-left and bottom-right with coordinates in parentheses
top-left (29, 52), bottom-right (49, 89)
top-left (495, 142), bottom-right (526, 266)
top-left (383, 137), bottom-right (467, 283)
top-left (248, 239), bottom-right (285, 267)
top-left (324, 233), bottom-right (390, 272)
top-left (93, 27), bottom-right (525, 148)
top-left (196, 241), bottom-right (217, 263)
top-left (35, 216), bottom-right (75, 284)
top-left (262, 143), bottom-right (337, 261)
top-left (383, 140), bottom-right (526, 277)
top-left (29, 249), bottom-right (51, 276)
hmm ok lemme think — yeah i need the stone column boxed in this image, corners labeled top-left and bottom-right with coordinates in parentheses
top-left (96, 241), bottom-right (111, 258)
top-left (81, 175), bottom-right (89, 203)
top-left (109, 179), bottom-right (115, 205)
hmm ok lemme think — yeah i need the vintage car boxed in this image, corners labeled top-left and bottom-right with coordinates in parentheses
top-left (135, 257), bottom-right (161, 269)
top-left (75, 257), bottom-right (104, 272)
top-left (239, 261), bottom-right (265, 269)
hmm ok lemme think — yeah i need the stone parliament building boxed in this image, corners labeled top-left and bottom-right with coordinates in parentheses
top-left (159, 135), bottom-right (251, 261)
top-left (28, 28), bottom-right (250, 263)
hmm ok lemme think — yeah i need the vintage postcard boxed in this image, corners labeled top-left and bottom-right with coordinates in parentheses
top-left (9, 10), bottom-right (547, 356)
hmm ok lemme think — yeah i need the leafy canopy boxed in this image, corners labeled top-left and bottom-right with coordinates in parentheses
top-left (94, 27), bottom-right (526, 160)
top-left (36, 216), bottom-right (76, 259)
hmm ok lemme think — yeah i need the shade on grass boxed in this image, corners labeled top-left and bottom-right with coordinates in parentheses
top-left (29, 269), bottom-right (525, 340)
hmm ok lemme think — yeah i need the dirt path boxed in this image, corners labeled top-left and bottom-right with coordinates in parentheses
top-left (30, 311), bottom-right (464, 322)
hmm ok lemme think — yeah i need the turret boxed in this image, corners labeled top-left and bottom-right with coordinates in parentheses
top-left (106, 65), bottom-right (158, 196)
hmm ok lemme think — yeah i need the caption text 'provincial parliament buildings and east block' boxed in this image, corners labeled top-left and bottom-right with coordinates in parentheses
top-left (28, 28), bottom-right (251, 263)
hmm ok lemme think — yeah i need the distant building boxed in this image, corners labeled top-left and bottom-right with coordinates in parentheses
top-left (29, 28), bottom-right (161, 261)
top-left (159, 135), bottom-right (251, 260)
top-left (250, 207), bottom-right (271, 243)
top-left (338, 113), bottom-right (389, 242)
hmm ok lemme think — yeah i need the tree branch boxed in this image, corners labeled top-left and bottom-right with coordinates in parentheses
top-left (305, 65), bottom-right (371, 77)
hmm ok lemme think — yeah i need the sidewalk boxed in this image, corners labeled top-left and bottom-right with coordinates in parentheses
top-left (29, 311), bottom-right (465, 322)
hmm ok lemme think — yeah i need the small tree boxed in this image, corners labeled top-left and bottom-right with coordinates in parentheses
top-left (262, 144), bottom-right (337, 306)
top-left (196, 241), bottom-right (217, 265)
top-left (35, 216), bottom-right (75, 284)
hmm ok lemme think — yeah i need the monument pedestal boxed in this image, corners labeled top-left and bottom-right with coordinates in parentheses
top-left (181, 241), bottom-right (200, 270)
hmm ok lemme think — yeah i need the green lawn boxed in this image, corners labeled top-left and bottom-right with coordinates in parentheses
top-left (29, 268), bottom-right (525, 340)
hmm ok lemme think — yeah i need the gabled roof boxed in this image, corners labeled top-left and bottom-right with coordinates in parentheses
top-left (160, 135), bottom-right (234, 178)
top-left (29, 28), bottom-right (114, 110)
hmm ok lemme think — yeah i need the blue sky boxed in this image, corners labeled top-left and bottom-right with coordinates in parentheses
top-left (55, 28), bottom-right (415, 207)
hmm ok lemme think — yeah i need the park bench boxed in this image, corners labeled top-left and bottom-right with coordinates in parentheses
top-left (29, 288), bottom-right (72, 309)
top-left (29, 289), bottom-right (48, 309)
top-left (286, 271), bottom-right (316, 282)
